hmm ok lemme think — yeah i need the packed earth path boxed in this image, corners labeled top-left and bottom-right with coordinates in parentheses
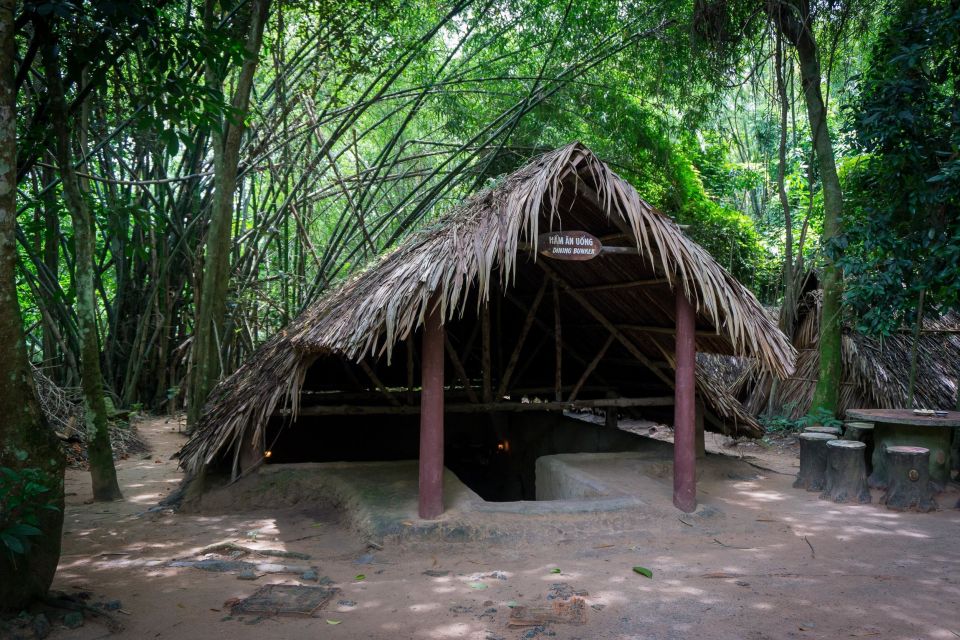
top-left (45, 416), bottom-right (960, 640)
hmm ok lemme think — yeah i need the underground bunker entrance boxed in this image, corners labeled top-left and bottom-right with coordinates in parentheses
top-left (264, 411), bottom-right (654, 502)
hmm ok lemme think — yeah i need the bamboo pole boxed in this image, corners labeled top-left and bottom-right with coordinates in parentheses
top-left (444, 334), bottom-right (479, 403)
top-left (286, 396), bottom-right (675, 416)
top-left (497, 278), bottom-right (549, 398)
top-left (481, 301), bottom-right (492, 403)
top-left (568, 334), bottom-right (615, 402)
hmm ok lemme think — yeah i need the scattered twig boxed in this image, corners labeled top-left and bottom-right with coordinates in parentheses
top-left (803, 536), bottom-right (815, 559)
top-left (712, 538), bottom-right (756, 550)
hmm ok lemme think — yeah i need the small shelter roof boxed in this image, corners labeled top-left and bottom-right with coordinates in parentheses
top-left (736, 289), bottom-right (960, 417)
top-left (178, 143), bottom-right (795, 474)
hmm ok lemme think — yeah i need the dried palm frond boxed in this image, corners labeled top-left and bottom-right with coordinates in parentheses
top-left (736, 289), bottom-right (960, 418)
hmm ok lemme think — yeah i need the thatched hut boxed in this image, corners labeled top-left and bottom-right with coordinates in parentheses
top-left (178, 143), bottom-right (794, 514)
top-left (736, 288), bottom-right (960, 418)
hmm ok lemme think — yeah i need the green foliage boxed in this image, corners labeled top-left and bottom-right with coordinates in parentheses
top-left (760, 407), bottom-right (842, 434)
top-left (839, 0), bottom-right (960, 334)
top-left (801, 408), bottom-right (844, 430)
top-left (0, 454), bottom-right (60, 559)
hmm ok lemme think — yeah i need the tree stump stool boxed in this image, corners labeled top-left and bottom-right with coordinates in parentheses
top-left (804, 425), bottom-right (842, 437)
top-left (843, 421), bottom-right (875, 474)
top-left (794, 432), bottom-right (837, 492)
top-left (820, 440), bottom-right (871, 504)
top-left (880, 446), bottom-right (937, 512)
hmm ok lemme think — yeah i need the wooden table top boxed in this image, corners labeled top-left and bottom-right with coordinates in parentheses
top-left (846, 408), bottom-right (960, 428)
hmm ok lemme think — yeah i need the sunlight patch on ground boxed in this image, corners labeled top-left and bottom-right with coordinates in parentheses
top-left (422, 621), bottom-right (485, 639)
top-left (432, 585), bottom-right (458, 594)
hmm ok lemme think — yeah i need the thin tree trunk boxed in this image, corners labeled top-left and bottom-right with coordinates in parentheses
top-left (40, 162), bottom-right (60, 377)
top-left (906, 288), bottom-right (925, 408)
top-left (188, 0), bottom-right (271, 428)
top-left (774, 29), bottom-right (795, 334)
top-left (42, 36), bottom-right (123, 501)
top-left (0, 0), bottom-right (66, 608)
top-left (770, 0), bottom-right (844, 416)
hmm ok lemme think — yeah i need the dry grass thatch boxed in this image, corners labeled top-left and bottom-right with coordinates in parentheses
top-left (178, 143), bottom-right (795, 473)
top-left (286, 144), bottom-right (794, 371)
top-left (736, 289), bottom-right (960, 418)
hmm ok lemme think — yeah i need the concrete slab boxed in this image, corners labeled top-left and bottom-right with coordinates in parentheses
top-left (193, 450), bottom-right (761, 544)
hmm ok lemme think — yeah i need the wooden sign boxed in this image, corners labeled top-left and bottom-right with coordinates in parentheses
top-left (537, 231), bottom-right (601, 261)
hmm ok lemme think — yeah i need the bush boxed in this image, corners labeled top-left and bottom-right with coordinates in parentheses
top-left (0, 452), bottom-right (60, 559)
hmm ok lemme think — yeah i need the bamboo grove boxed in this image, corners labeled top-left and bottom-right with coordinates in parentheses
top-left (8, 0), bottom-right (960, 435)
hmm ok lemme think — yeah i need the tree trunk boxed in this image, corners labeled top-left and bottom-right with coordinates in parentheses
top-left (0, 0), bottom-right (66, 608)
top-left (42, 37), bottom-right (122, 501)
top-left (769, 0), bottom-right (845, 416)
top-left (819, 439), bottom-right (870, 504)
top-left (793, 432), bottom-right (836, 491)
top-left (774, 29), bottom-right (796, 334)
top-left (40, 162), bottom-right (60, 379)
top-left (906, 288), bottom-right (925, 408)
top-left (880, 446), bottom-right (936, 512)
top-left (188, 0), bottom-right (271, 428)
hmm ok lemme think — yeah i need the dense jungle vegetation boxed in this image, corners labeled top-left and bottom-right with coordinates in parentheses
top-left (1, 0), bottom-right (958, 607)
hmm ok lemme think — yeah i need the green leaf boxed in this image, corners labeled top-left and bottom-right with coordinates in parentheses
top-left (632, 566), bottom-right (653, 578)
top-left (354, 574), bottom-right (365, 581)
top-left (467, 582), bottom-right (488, 590)
top-left (7, 523), bottom-right (42, 537)
top-left (325, 619), bottom-right (342, 625)
top-left (1, 532), bottom-right (25, 555)
top-left (550, 568), bottom-right (561, 574)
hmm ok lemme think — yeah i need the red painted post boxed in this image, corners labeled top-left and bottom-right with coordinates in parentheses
top-left (418, 298), bottom-right (445, 519)
top-left (674, 289), bottom-right (697, 512)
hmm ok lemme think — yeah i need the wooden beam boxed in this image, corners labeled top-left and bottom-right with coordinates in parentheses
top-left (568, 333), bottom-right (615, 403)
top-left (553, 281), bottom-right (562, 401)
top-left (503, 291), bottom-right (615, 391)
top-left (444, 334), bottom-right (479, 403)
top-left (536, 260), bottom-right (676, 390)
top-left (497, 278), bottom-right (549, 399)
top-left (289, 396), bottom-right (675, 416)
top-left (419, 300), bottom-right (444, 519)
top-left (406, 338), bottom-right (415, 405)
top-left (358, 359), bottom-right (401, 406)
top-left (300, 384), bottom-right (611, 407)
top-left (481, 301), bottom-right (492, 403)
top-left (576, 278), bottom-right (669, 293)
top-left (599, 245), bottom-right (641, 255)
top-left (674, 291), bottom-right (697, 513)
top-left (563, 322), bottom-right (718, 338)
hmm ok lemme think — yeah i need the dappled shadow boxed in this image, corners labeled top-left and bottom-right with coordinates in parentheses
top-left (51, 417), bottom-right (960, 640)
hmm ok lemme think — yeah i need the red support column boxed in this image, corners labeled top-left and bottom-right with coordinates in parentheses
top-left (674, 289), bottom-right (697, 513)
top-left (418, 298), bottom-right (445, 519)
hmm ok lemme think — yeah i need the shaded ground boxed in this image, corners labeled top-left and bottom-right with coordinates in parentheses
top-left (32, 416), bottom-right (960, 639)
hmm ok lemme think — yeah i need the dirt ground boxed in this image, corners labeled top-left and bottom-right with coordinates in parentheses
top-left (29, 416), bottom-right (960, 640)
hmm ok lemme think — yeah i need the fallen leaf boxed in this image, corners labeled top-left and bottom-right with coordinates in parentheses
top-left (550, 568), bottom-right (561, 574)
top-left (326, 619), bottom-right (342, 625)
top-left (354, 574), bottom-right (365, 581)
top-left (632, 566), bottom-right (653, 579)
top-left (468, 582), bottom-right (488, 590)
